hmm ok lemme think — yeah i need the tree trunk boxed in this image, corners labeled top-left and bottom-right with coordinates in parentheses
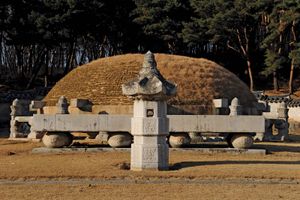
top-left (44, 49), bottom-right (49, 87)
top-left (26, 49), bottom-right (46, 89)
top-left (247, 59), bottom-right (254, 91)
top-left (289, 58), bottom-right (295, 94)
top-left (273, 71), bottom-right (279, 91)
top-left (289, 20), bottom-right (297, 94)
top-left (64, 42), bottom-right (76, 75)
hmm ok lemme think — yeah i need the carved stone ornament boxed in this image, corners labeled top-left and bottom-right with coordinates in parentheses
top-left (122, 51), bottom-right (177, 100)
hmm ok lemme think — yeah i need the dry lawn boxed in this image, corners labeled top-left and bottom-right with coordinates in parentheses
top-left (0, 139), bottom-right (300, 200)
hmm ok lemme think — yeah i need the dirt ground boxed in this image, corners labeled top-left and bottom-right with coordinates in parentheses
top-left (0, 138), bottom-right (300, 200)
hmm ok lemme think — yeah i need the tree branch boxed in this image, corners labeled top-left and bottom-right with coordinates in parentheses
top-left (226, 40), bottom-right (240, 54)
top-left (236, 29), bottom-right (247, 57)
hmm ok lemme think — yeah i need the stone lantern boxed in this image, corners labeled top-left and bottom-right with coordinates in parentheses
top-left (122, 51), bottom-right (177, 171)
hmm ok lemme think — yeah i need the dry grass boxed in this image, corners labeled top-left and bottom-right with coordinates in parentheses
top-left (1, 183), bottom-right (300, 200)
top-left (0, 139), bottom-right (300, 199)
top-left (45, 54), bottom-right (256, 114)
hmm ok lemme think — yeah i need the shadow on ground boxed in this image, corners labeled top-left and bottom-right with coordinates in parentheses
top-left (253, 144), bottom-right (300, 153)
top-left (170, 160), bottom-right (300, 170)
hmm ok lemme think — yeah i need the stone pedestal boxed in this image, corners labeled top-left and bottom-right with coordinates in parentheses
top-left (122, 51), bottom-right (176, 171)
top-left (130, 100), bottom-right (169, 170)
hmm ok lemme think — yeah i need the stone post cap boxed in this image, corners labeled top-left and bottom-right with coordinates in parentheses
top-left (122, 51), bottom-right (177, 100)
top-left (56, 96), bottom-right (68, 105)
top-left (231, 97), bottom-right (240, 106)
top-left (12, 99), bottom-right (20, 106)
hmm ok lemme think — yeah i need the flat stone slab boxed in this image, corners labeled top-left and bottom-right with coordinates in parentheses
top-left (32, 147), bottom-right (266, 155)
top-left (8, 138), bottom-right (41, 142)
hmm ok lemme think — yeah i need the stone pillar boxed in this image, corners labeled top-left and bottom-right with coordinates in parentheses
top-left (213, 98), bottom-right (229, 115)
top-left (10, 99), bottom-right (22, 138)
top-left (229, 97), bottom-right (242, 116)
top-left (275, 102), bottom-right (289, 141)
top-left (122, 51), bottom-right (176, 171)
top-left (28, 100), bottom-right (46, 139)
top-left (56, 96), bottom-right (69, 114)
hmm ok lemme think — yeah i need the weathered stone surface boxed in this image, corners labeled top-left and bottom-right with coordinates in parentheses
top-left (56, 96), bottom-right (68, 114)
top-left (130, 142), bottom-right (169, 170)
top-left (122, 51), bottom-right (176, 101)
top-left (30, 114), bottom-right (265, 134)
top-left (169, 133), bottom-right (191, 148)
top-left (123, 51), bottom-right (176, 171)
top-left (213, 99), bottom-right (228, 108)
top-left (229, 97), bottom-right (242, 116)
top-left (168, 115), bottom-right (265, 133)
top-left (230, 134), bottom-right (253, 149)
top-left (107, 133), bottom-right (132, 148)
top-left (188, 132), bottom-right (203, 143)
top-left (32, 147), bottom-right (267, 155)
top-left (29, 100), bottom-right (45, 112)
top-left (42, 132), bottom-right (73, 148)
top-left (262, 101), bottom-right (289, 141)
top-left (30, 114), bottom-right (131, 132)
top-left (95, 131), bottom-right (109, 142)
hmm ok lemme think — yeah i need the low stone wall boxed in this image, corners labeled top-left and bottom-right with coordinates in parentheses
top-left (0, 87), bottom-right (51, 127)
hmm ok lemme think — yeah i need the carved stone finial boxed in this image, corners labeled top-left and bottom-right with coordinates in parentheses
top-left (122, 51), bottom-right (177, 100)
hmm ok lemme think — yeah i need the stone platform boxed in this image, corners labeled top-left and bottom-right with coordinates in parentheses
top-left (32, 147), bottom-right (266, 155)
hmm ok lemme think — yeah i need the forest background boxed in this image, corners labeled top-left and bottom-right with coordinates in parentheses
top-left (0, 0), bottom-right (299, 94)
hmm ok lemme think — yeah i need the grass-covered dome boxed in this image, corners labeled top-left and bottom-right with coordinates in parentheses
top-left (44, 53), bottom-right (257, 114)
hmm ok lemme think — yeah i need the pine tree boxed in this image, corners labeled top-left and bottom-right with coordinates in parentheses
top-left (263, 0), bottom-right (300, 93)
top-left (133, 0), bottom-right (190, 53)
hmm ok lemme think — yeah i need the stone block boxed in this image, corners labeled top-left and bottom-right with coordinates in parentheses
top-left (56, 114), bottom-right (100, 131)
top-left (133, 100), bottom-right (166, 117)
top-left (30, 101), bottom-right (45, 110)
top-left (43, 106), bottom-right (58, 114)
top-left (14, 116), bottom-right (32, 123)
top-left (131, 117), bottom-right (168, 136)
top-left (106, 115), bottom-right (131, 132)
top-left (213, 98), bottom-right (228, 108)
top-left (31, 114), bottom-right (56, 132)
top-left (70, 99), bottom-right (90, 108)
top-left (130, 143), bottom-right (169, 171)
top-left (168, 115), bottom-right (265, 133)
top-left (133, 135), bottom-right (166, 144)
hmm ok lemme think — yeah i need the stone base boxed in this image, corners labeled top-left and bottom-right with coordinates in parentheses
top-left (42, 132), bottom-right (73, 148)
top-left (31, 147), bottom-right (267, 155)
top-left (130, 142), bottom-right (169, 171)
top-left (230, 134), bottom-right (254, 149)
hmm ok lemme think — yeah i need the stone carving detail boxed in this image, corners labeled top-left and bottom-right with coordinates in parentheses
top-left (144, 119), bottom-right (156, 134)
top-left (122, 51), bottom-right (176, 101)
top-left (142, 148), bottom-right (157, 162)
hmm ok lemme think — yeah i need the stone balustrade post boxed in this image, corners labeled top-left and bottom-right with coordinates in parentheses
top-left (229, 97), bottom-right (242, 116)
top-left (10, 99), bottom-right (22, 138)
top-left (275, 102), bottom-right (289, 141)
top-left (56, 96), bottom-right (69, 114)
